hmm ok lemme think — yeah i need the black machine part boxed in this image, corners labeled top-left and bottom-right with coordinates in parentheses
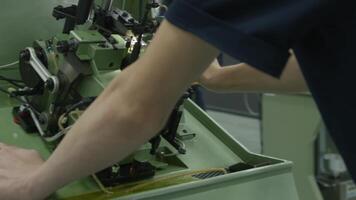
top-left (76, 0), bottom-right (95, 24)
top-left (53, 0), bottom-right (95, 33)
top-left (56, 39), bottom-right (79, 54)
top-left (93, 8), bottom-right (139, 36)
top-left (19, 47), bottom-right (60, 94)
top-left (13, 106), bottom-right (37, 133)
top-left (15, 40), bottom-right (94, 137)
top-left (52, 5), bottom-right (77, 34)
top-left (19, 48), bottom-right (47, 89)
top-left (96, 160), bottom-right (156, 187)
top-left (150, 89), bottom-right (195, 155)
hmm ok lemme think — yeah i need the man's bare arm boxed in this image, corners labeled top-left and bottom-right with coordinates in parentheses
top-left (199, 54), bottom-right (308, 93)
top-left (0, 21), bottom-right (218, 199)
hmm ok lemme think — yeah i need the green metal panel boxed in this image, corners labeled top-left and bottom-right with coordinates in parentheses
top-left (0, 0), bottom-right (66, 64)
top-left (262, 94), bottom-right (322, 200)
top-left (0, 0), bottom-right (150, 65)
top-left (136, 169), bottom-right (298, 200)
top-left (0, 88), bottom-right (300, 199)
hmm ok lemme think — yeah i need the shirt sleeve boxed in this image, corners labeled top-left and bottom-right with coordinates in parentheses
top-left (165, 0), bottom-right (321, 77)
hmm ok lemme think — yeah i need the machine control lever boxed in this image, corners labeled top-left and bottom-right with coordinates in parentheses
top-left (20, 47), bottom-right (59, 93)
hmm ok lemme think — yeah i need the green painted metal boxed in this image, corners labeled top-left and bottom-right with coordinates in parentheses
top-left (262, 94), bottom-right (322, 200)
top-left (0, 0), bottom-right (149, 65)
top-left (0, 0), bottom-right (66, 64)
top-left (0, 0), bottom-right (148, 81)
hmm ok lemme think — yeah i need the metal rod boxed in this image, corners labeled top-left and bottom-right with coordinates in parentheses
top-left (103, 0), bottom-right (114, 11)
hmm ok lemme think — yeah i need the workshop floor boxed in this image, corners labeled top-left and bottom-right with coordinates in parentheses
top-left (207, 110), bottom-right (261, 154)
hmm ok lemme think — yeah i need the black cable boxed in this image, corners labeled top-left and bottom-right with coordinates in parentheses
top-left (0, 86), bottom-right (42, 117)
top-left (0, 86), bottom-right (28, 105)
top-left (64, 97), bottom-right (96, 115)
top-left (0, 80), bottom-right (24, 88)
top-left (0, 75), bottom-right (25, 88)
top-left (0, 75), bottom-right (23, 83)
top-left (0, 86), bottom-right (11, 96)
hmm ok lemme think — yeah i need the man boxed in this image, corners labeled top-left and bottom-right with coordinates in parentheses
top-left (0, 0), bottom-right (355, 199)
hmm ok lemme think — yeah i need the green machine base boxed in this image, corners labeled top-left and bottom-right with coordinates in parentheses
top-left (0, 87), bottom-right (299, 200)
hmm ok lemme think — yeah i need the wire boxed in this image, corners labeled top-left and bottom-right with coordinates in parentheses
top-left (243, 93), bottom-right (259, 116)
top-left (0, 75), bottom-right (23, 83)
top-left (0, 61), bottom-right (19, 70)
top-left (0, 86), bottom-right (28, 105)
top-left (0, 75), bottom-right (24, 88)
top-left (0, 87), bottom-right (39, 114)
top-left (58, 113), bottom-right (67, 131)
top-left (44, 126), bottom-right (72, 142)
top-left (64, 97), bottom-right (96, 116)
top-left (28, 107), bottom-right (46, 137)
top-left (92, 174), bottom-right (113, 195)
top-left (0, 87), bottom-right (11, 96)
top-left (0, 87), bottom-right (35, 110)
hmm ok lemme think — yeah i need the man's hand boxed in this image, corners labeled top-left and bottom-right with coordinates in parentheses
top-left (0, 143), bottom-right (43, 200)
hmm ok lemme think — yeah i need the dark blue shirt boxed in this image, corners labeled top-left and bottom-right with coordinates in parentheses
top-left (166, 0), bottom-right (356, 179)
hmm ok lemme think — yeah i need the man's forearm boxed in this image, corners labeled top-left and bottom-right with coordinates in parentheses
top-left (28, 21), bottom-right (218, 198)
top-left (29, 73), bottom-right (160, 197)
top-left (203, 55), bottom-right (308, 93)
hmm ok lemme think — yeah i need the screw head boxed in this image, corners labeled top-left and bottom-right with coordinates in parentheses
top-left (45, 79), bottom-right (55, 91)
top-left (20, 50), bottom-right (31, 61)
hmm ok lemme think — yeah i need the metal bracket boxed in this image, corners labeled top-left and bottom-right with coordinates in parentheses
top-left (23, 47), bottom-right (60, 94)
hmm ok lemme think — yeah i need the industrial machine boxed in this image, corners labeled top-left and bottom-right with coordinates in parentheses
top-left (0, 1), bottom-right (299, 199)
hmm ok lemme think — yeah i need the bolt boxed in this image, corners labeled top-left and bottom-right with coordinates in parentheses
top-left (20, 50), bottom-right (31, 61)
top-left (56, 41), bottom-right (69, 53)
top-left (45, 79), bottom-right (55, 91)
top-left (122, 12), bottom-right (128, 18)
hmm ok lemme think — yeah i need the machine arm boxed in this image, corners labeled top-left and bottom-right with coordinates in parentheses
top-left (19, 48), bottom-right (59, 94)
